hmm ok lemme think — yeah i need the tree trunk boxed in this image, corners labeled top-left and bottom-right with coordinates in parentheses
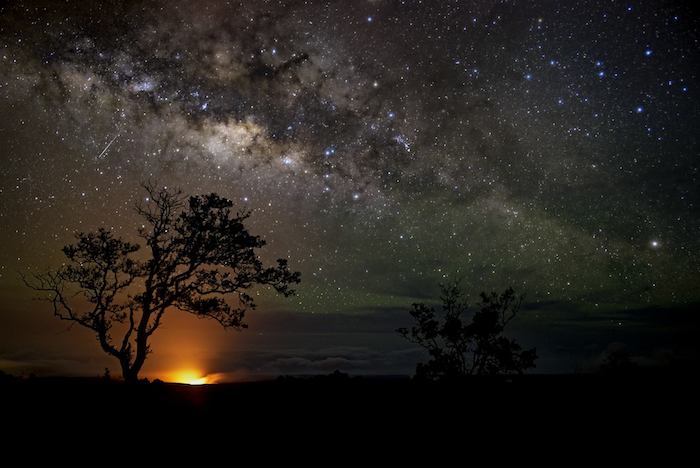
top-left (128, 331), bottom-right (148, 382)
top-left (120, 359), bottom-right (139, 384)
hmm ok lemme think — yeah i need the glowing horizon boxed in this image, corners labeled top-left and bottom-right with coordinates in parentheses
top-left (167, 369), bottom-right (211, 385)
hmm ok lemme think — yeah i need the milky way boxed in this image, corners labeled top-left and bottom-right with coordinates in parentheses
top-left (1, 0), bottom-right (698, 376)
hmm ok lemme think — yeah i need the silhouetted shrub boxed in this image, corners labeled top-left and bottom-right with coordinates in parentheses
top-left (398, 281), bottom-right (537, 380)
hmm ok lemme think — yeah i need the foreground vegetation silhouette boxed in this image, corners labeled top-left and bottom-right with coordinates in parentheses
top-left (398, 282), bottom-right (537, 379)
top-left (25, 184), bottom-right (300, 383)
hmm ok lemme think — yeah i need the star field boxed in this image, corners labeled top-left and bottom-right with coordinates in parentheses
top-left (0, 0), bottom-right (698, 375)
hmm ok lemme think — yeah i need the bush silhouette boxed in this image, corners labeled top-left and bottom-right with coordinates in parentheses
top-left (398, 281), bottom-right (537, 380)
top-left (599, 347), bottom-right (639, 375)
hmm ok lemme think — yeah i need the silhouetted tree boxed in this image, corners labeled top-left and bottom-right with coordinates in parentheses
top-left (24, 183), bottom-right (300, 383)
top-left (397, 282), bottom-right (537, 380)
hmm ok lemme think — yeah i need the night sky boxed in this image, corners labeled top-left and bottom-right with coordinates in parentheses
top-left (1, 0), bottom-right (698, 380)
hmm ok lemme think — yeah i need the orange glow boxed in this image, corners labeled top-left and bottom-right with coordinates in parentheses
top-left (168, 369), bottom-right (210, 385)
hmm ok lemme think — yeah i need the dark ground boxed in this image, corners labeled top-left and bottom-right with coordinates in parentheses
top-left (2, 371), bottom-right (697, 437)
top-left (2, 378), bottom-right (692, 463)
